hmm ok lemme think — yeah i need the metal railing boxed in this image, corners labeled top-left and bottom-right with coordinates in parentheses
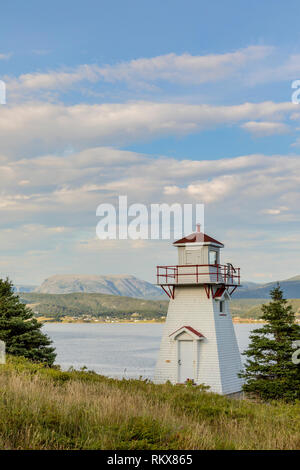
top-left (156, 264), bottom-right (240, 286)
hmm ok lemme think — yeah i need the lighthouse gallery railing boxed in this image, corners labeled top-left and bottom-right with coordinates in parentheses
top-left (156, 264), bottom-right (240, 287)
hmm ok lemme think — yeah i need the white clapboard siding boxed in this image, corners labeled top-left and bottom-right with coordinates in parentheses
top-left (154, 285), bottom-right (243, 395)
top-left (175, 265), bottom-right (225, 285)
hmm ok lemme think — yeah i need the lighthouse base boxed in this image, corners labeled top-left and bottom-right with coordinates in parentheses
top-left (154, 286), bottom-right (244, 395)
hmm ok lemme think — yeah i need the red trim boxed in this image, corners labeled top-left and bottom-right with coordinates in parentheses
top-left (169, 325), bottom-right (205, 338)
top-left (228, 286), bottom-right (238, 296)
top-left (184, 326), bottom-right (204, 337)
top-left (204, 284), bottom-right (211, 299)
top-left (213, 286), bottom-right (226, 299)
top-left (173, 231), bottom-right (224, 246)
top-left (161, 285), bottom-right (175, 299)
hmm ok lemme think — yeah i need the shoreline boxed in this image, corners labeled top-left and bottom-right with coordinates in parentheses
top-left (40, 319), bottom-right (267, 325)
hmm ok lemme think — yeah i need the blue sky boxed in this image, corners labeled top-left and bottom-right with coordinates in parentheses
top-left (0, 0), bottom-right (300, 285)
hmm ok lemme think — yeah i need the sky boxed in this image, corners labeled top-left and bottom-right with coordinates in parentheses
top-left (0, 0), bottom-right (300, 285)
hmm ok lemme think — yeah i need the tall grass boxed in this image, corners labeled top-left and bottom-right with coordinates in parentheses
top-left (0, 357), bottom-right (299, 450)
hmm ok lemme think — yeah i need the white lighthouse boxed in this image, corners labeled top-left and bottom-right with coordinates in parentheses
top-left (154, 225), bottom-right (243, 396)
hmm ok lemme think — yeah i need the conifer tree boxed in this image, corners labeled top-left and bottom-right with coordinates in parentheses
top-left (0, 278), bottom-right (56, 365)
top-left (240, 284), bottom-right (300, 401)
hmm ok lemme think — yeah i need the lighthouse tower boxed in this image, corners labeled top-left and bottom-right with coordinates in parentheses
top-left (154, 225), bottom-right (243, 396)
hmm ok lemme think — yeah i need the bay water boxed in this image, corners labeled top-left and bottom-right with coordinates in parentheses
top-left (43, 323), bottom-right (259, 380)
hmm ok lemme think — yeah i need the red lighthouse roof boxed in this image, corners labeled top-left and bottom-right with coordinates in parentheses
top-left (173, 224), bottom-right (224, 247)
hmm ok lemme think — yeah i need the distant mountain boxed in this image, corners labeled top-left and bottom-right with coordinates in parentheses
top-left (14, 285), bottom-right (38, 293)
top-left (31, 272), bottom-right (300, 300)
top-left (235, 276), bottom-right (300, 299)
top-left (238, 281), bottom-right (261, 291)
top-left (286, 275), bottom-right (300, 281)
top-left (35, 274), bottom-right (164, 299)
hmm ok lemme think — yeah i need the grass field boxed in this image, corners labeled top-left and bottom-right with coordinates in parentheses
top-left (0, 356), bottom-right (299, 450)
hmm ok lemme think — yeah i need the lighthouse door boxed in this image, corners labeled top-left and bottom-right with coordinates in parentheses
top-left (178, 340), bottom-right (194, 383)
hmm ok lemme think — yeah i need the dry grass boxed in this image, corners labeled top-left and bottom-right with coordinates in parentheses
top-left (0, 356), bottom-right (299, 450)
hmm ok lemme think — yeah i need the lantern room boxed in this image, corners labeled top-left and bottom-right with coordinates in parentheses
top-left (174, 224), bottom-right (224, 266)
top-left (156, 225), bottom-right (240, 298)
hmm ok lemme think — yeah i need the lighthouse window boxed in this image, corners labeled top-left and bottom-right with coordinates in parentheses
top-left (220, 301), bottom-right (224, 313)
top-left (209, 250), bottom-right (218, 265)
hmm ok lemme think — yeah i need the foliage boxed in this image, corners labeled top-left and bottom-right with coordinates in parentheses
top-left (240, 284), bottom-right (300, 401)
top-left (0, 278), bottom-right (56, 365)
top-left (0, 355), bottom-right (299, 450)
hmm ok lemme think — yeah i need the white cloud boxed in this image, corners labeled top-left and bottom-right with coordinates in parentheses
top-left (96, 46), bottom-right (273, 85)
top-left (0, 100), bottom-right (295, 156)
top-left (290, 136), bottom-right (300, 147)
top-left (75, 237), bottom-right (149, 253)
top-left (0, 224), bottom-right (69, 251)
top-left (7, 46), bottom-right (272, 95)
top-left (261, 209), bottom-right (282, 215)
top-left (32, 50), bottom-right (51, 56)
top-left (0, 148), bottom-right (299, 283)
top-left (0, 53), bottom-right (12, 60)
top-left (247, 53), bottom-right (300, 85)
top-left (241, 121), bottom-right (290, 136)
top-left (168, 174), bottom-right (240, 203)
top-left (2, 44), bottom-right (300, 284)
top-left (0, 148), bottom-right (299, 220)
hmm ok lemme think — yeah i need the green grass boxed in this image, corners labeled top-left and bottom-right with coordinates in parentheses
top-left (0, 356), bottom-right (299, 450)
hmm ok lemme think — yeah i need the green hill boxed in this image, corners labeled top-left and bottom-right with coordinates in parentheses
top-left (230, 298), bottom-right (300, 319)
top-left (20, 292), bottom-right (168, 321)
top-left (19, 293), bottom-right (300, 321)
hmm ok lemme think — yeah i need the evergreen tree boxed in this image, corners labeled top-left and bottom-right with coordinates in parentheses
top-left (0, 278), bottom-right (56, 365)
top-left (240, 284), bottom-right (300, 401)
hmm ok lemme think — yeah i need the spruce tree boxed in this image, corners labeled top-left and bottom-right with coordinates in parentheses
top-left (0, 278), bottom-right (56, 365)
top-left (240, 284), bottom-right (300, 401)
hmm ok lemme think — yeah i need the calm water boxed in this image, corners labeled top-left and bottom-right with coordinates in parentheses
top-left (43, 323), bottom-right (260, 380)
